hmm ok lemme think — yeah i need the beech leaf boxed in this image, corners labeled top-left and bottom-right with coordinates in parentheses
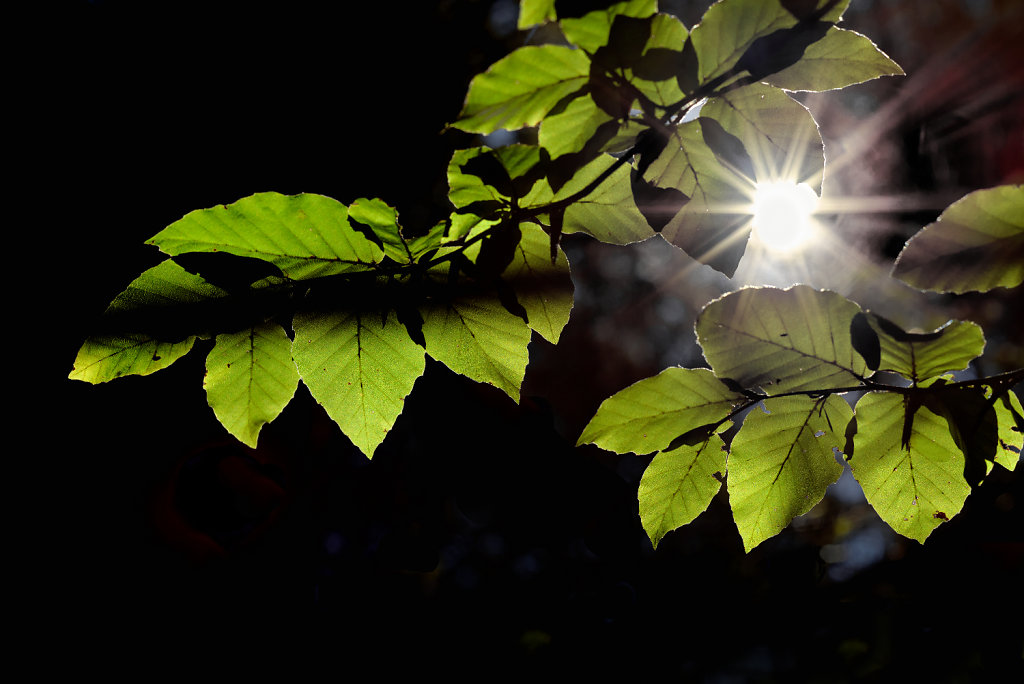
top-left (638, 430), bottom-right (728, 548)
top-left (850, 392), bottom-right (971, 543)
top-left (578, 367), bottom-right (744, 455)
top-left (292, 307), bottom-right (426, 457)
top-left (204, 321), bottom-right (300, 448)
top-left (697, 285), bottom-right (871, 394)
top-left (728, 394), bottom-right (850, 552)
top-left (148, 192), bottom-right (384, 280)
top-left (893, 185), bottom-right (1024, 293)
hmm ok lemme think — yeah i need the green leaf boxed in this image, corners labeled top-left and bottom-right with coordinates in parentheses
top-left (69, 259), bottom-right (228, 383)
top-left (524, 154), bottom-right (654, 244)
top-left (850, 392), bottom-right (971, 543)
top-left (348, 198), bottom-right (412, 264)
top-left (505, 223), bottom-right (574, 343)
top-left (866, 314), bottom-right (985, 384)
top-left (578, 367), bottom-right (744, 454)
top-left (991, 390), bottom-right (1023, 472)
top-left (701, 83), bottom-right (824, 191)
top-left (518, 0), bottom-right (556, 30)
top-left (696, 285), bottom-right (871, 394)
top-left (892, 184), bottom-right (1024, 293)
top-left (559, 0), bottom-right (658, 53)
top-left (690, 0), bottom-right (849, 82)
top-left (765, 27), bottom-right (903, 91)
top-left (292, 307), bottom-right (426, 458)
top-left (728, 395), bottom-right (850, 552)
top-left (452, 45), bottom-right (591, 134)
top-left (629, 13), bottom-right (690, 106)
top-left (204, 321), bottom-right (300, 448)
top-left (419, 291), bottom-right (532, 402)
top-left (148, 192), bottom-right (384, 280)
top-left (639, 429), bottom-right (728, 548)
top-left (921, 378), bottom-right (1023, 483)
top-left (538, 95), bottom-right (615, 160)
top-left (643, 119), bottom-right (751, 275)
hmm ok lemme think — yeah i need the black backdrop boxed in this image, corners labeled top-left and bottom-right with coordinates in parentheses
top-left (43, 1), bottom-right (1022, 678)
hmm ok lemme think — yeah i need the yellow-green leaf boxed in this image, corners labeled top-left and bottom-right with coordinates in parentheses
top-left (204, 321), bottom-right (300, 448)
top-left (639, 430), bottom-right (728, 548)
top-left (850, 392), bottom-right (971, 543)
top-left (148, 192), bottom-right (384, 280)
top-left (893, 184), bottom-right (1024, 294)
top-left (292, 308), bottom-right (425, 457)
top-left (728, 395), bottom-right (850, 552)
top-left (69, 260), bottom-right (228, 383)
top-left (578, 367), bottom-right (743, 455)
top-left (697, 285), bottom-right (870, 394)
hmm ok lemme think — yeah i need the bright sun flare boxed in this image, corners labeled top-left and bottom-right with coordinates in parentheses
top-left (751, 181), bottom-right (819, 253)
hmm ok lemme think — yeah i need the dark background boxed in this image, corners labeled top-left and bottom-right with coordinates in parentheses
top-left (41, 0), bottom-right (1022, 678)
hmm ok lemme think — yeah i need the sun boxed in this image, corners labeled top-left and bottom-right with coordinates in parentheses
top-left (750, 181), bottom-right (820, 253)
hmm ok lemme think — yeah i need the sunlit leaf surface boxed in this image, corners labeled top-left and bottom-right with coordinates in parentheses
top-left (69, 260), bottom-right (228, 383)
top-left (578, 367), bottom-right (743, 455)
top-left (204, 321), bottom-right (299, 447)
top-left (505, 223), bottom-right (574, 344)
top-left (148, 192), bottom-right (384, 280)
top-left (697, 285), bottom-right (870, 394)
top-left (728, 395), bottom-right (850, 551)
top-left (850, 392), bottom-right (971, 543)
top-left (765, 27), bottom-right (903, 91)
top-left (452, 46), bottom-right (591, 134)
top-left (419, 292), bottom-right (532, 402)
top-left (559, 0), bottom-right (658, 53)
top-left (690, 0), bottom-right (849, 82)
top-left (867, 314), bottom-right (985, 383)
top-left (292, 308), bottom-right (426, 457)
top-left (893, 184), bottom-right (1024, 293)
top-left (639, 431), bottom-right (728, 548)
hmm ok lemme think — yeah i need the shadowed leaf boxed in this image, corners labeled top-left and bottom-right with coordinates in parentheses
top-left (893, 184), bottom-right (1024, 293)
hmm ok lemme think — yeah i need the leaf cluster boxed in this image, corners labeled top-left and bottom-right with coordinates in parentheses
top-left (69, 0), bottom-right (1022, 552)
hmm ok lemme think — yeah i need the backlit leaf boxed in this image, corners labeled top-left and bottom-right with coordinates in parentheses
top-left (728, 395), bottom-right (850, 552)
top-left (765, 27), bottom-right (903, 91)
top-left (348, 198), bottom-right (412, 264)
top-left (690, 0), bottom-right (849, 83)
top-left (578, 367), bottom-right (743, 454)
top-left (850, 392), bottom-right (971, 542)
top-left (538, 95), bottom-right (615, 160)
top-left (701, 83), bottom-right (824, 190)
top-left (452, 45), bottom-right (591, 134)
top-left (559, 0), bottom-right (658, 53)
top-left (505, 223), bottom-right (574, 343)
top-left (866, 314), bottom-right (985, 384)
top-left (643, 120), bottom-right (751, 275)
top-left (518, 0), bottom-right (556, 30)
top-left (148, 193), bottom-right (384, 280)
top-left (419, 291), bottom-right (532, 402)
top-left (696, 285), bottom-right (871, 394)
top-left (204, 321), bottom-right (300, 448)
top-left (69, 260), bottom-right (228, 383)
top-left (639, 429), bottom-right (728, 548)
top-left (292, 307), bottom-right (426, 457)
top-left (524, 154), bottom-right (655, 244)
top-left (893, 184), bottom-right (1024, 293)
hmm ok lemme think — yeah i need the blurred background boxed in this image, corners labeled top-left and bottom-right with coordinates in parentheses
top-left (42, 0), bottom-right (1022, 679)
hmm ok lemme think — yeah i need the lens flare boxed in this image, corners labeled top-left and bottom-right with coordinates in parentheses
top-left (751, 181), bottom-right (819, 253)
